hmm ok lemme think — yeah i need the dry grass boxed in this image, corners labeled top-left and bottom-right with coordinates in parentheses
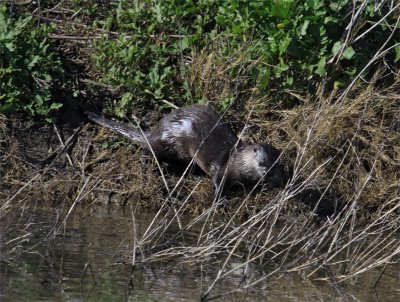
top-left (0, 108), bottom-right (398, 302)
top-left (1, 68), bottom-right (399, 299)
top-left (1, 67), bottom-right (399, 300)
top-left (187, 41), bottom-right (400, 213)
top-left (122, 81), bottom-right (400, 300)
top-left (0, 117), bottom-right (161, 260)
top-left (276, 81), bottom-right (400, 210)
top-left (1, 5), bottom-right (400, 298)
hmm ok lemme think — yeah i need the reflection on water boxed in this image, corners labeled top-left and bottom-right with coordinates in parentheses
top-left (0, 205), bottom-right (399, 301)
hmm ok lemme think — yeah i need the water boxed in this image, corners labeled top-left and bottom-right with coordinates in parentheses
top-left (0, 205), bottom-right (399, 301)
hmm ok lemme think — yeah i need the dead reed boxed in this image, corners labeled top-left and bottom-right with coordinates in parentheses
top-left (0, 90), bottom-right (398, 302)
top-left (121, 77), bottom-right (400, 300)
top-left (1, 1), bottom-right (399, 297)
top-left (1, 70), bottom-right (399, 299)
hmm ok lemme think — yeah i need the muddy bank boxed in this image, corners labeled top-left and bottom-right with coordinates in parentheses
top-left (1, 94), bottom-right (400, 300)
top-left (1, 86), bottom-right (399, 218)
top-left (0, 106), bottom-right (335, 220)
top-left (0, 109), bottom-right (221, 210)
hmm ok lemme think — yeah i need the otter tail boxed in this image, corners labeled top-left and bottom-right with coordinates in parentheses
top-left (86, 111), bottom-right (145, 143)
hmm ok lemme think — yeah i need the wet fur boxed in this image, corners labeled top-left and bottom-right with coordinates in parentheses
top-left (87, 105), bottom-right (282, 194)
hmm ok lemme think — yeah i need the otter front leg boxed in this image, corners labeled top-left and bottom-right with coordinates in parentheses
top-left (212, 170), bottom-right (230, 198)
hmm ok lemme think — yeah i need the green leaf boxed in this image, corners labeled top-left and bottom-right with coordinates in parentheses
top-left (5, 42), bottom-right (14, 52)
top-left (28, 55), bottom-right (40, 69)
top-left (258, 68), bottom-right (271, 91)
top-left (273, 60), bottom-right (289, 78)
top-left (232, 23), bottom-right (243, 35)
top-left (115, 92), bottom-right (134, 118)
top-left (286, 76), bottom-right (294, 86)
top-left (332, 41), bottom-right (342, 55)
top-left (300, 20), bottom-right (310, 36)
top-left (221, 96), bottom-right (235, 111)
top-left (34, 94), bottom-right (44, 106)
top-left (279, 35), bottom-right (291, 54)
top-left (215, 15), bottom-right (226, 25)
top-left (306, 0), bottom-right (323, 11)
top-left (315, 57), bottom-right (326, 76)
top-left (50, 102), bottom-right (63, 110)
top-left (394, 45), bottom-right (400, 63)
top-left (0, 101), bottom-right (13, 112)
top-left (345, 67), bottom-right (357, 76)
top-left (342, 46), bottom-right (355, 60)
top-left (45, 117), bottom-right (56, 123)
top-left (180, 36), bottom-right (189, 50)
top-left (279, 62), bottom-right (289, 71)
top-left (334, 79), bottom-right (344, 89)
top-left (271, 2), bottom-right (290, 19)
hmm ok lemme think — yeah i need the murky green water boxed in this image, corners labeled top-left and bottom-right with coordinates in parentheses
top-left (0, 206), bottom-right (399, 301)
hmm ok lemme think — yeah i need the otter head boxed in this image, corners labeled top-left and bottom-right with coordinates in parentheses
top-left (242, 144), bottom-right (284, 187)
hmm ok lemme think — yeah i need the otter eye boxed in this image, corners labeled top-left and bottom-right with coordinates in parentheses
top-left (253, 148), bottom-right (257, 153)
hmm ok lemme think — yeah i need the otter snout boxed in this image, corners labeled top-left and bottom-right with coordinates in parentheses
top-left (255, 145), bottom-right (284, 188)
top-left (264, 165), bottom-right (284, 188)
top-left (241, 144), bottom-right (284, 188)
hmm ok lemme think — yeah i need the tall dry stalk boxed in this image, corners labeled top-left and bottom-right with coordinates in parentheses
top-left (126, 78), bottom-right (400, 299)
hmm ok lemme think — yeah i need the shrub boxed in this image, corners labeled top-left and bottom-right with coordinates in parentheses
top-left (0, 6), bottom-right (63, 117)
top-left (88, 0), bottom-right (399, 114)
top-left (90, 0), bottom-right (208, 115)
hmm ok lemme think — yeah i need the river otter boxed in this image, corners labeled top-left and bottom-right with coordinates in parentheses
top-left (86, 105), bottom-right (283, 195)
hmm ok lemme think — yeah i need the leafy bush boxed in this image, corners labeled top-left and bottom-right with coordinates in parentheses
top-left (90, 0), bottom-right (210, 115)
top-left (214, 0), bottom-right (400, 92)
top-left (0, 6), bottom-right (63, 117)
top-left (88, 0), bottom-right (399, 114)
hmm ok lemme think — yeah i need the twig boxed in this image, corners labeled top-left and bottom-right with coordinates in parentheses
top-left (53, 124), bottom-right (74, 166)
top-left (48, 34), bottom-right (102, 40)
top-left (160, 99), bottom-right (179, 109)
top-left (41, 123), bottom-right (84, 169)
top-left (81, 263), bottom-right (97, 285)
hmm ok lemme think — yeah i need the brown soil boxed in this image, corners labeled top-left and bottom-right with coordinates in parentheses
top-left (1, 79), bottom-right (399, 220)
top-left (0, 108), bottom-right (220, 211)
top-left (0, 103), bottom-right (293, 220)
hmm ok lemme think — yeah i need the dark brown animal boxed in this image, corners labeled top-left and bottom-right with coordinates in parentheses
top-left (87, 105), bottom-right (283, 194)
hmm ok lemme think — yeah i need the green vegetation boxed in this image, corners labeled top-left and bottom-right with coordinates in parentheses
top-left (0, 6), bottom-right (63, 117)
top-left (88, 0), bottom-right (400, 114)
top-left (1, 1), bottom-right (398, 117)
top-left (0, 2), bottom-right (399, 298)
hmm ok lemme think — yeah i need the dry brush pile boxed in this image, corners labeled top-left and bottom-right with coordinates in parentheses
top-left (1, 76), bottom-right (399, 298)
top-left (122, 77), bottom-right (400, 300)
